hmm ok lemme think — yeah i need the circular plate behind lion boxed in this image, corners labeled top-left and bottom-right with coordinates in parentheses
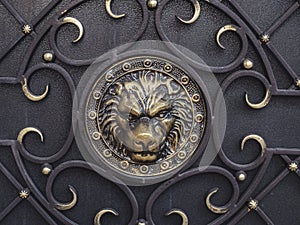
top-left (73, 43), bottom-right (212, 186)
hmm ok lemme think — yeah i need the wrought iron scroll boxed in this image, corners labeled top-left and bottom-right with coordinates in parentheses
top-left (0, 0), bottom-right (299, 224)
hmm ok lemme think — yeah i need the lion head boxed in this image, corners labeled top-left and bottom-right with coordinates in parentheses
top-left (98, 70), bottom-right (192, 163)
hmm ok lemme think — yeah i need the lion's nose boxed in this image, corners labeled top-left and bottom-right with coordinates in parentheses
top-left (136, 134), bottom-right (155, 151)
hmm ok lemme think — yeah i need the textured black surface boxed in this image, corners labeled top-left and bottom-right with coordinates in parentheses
top-left (0, 0), bottom-right (300, 224)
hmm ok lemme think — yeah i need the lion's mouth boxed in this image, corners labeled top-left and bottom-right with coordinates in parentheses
top-left (130, 151), bottom-right (158, 162)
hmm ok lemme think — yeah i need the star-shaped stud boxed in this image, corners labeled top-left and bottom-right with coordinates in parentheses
top-left (248, 199), bottom-right (258, 211)
top-left (22, 25), bottom-right (32, 34)
top-left (289, 162), bottom-right (298, 172)
top-left (19, 190), bottom-right (29, 199)
top-left (260, 34), bottom-right (270, 44)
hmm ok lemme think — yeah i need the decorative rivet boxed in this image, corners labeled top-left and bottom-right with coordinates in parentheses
top-left (122, 63), bottom-right (131, 71)
top-left (105, 72), bottom-right (114, 82)
top-left (120, 161), bottom-right (129, 169)
top-left (178, 151), bottom-right (186, 160)
top-left (195, 114), bottom-right (203, 123)
top-left (144, 59), bottom-right (152, 67)
top-left (236, 171), bottom-right (247, 181)
top-left (147, 0), bottom-right (158, 9)
top-left (181, 75), bottom-right (189, 85)
top-left (103, 149), bottom-right (112, 158)
top-left (93, 91), bottom-right (101, 100)
top-left (295, 79), bottom-right (300, 88)
top-left (43, 52), bottom-right (54, 62)
top-left (243, 59), bottom-right (253, 69)
top-left (88, 111), bottom-right (97, 120)
top-left (192, 94), bottom-right (200, 103)
top-left (248, 199), bottom-right (258, 211)
top-left (289, 162), bottom-right (298, 172)
top-left (19, 190), bottom-right (29, 199)
top-left (22, 24), bottom-right (32, 34)
top-left (92, 132), bottom-right (101, 140)
top-left (41, 163), bottom-right (52, 175)
top-left (260, 34), bottom-right (270, 44)
top-left (140, 165), bottom-right (149, 174)
top-left (190, 134), bottom-right (198, 143)
top-left (160, 161), bottom-right (169, 170)
top-left (164, 64), bottom-right (172, 72)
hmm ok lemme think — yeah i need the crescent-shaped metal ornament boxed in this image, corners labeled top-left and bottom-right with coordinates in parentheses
top-left (17, 127), bottom-right (44, 143)
top-left (105, 0), bottom-right (125, 19)
top-left (241, 134), bottom-right (266, 157)
top-left (206, 188), bottom-right (229, 214)
top-left (177, 0), bottom-right (200, 24)
top-left (245, 89), bottom-right (271, 109)
top-left (22, 77), bottom-right (49, 102)
top-left (56, 185), bottom-right (78, 211)
top-left (166, 209), bottom-right (189, 225)
top-left (62, 17), bottom-right (84, 43)
top-left (216, 25), bottom-right (237, 49)
top-left (94, 209), bottom-right (119, 225)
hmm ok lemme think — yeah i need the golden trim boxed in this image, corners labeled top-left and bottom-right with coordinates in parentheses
top-left (241, 134), bottom-right (266, 157)
top-left (62, 17), bottom-right (84, 43)
top-left (22, 77), bottom-right (49, 102)
top-left (245, 89), bottom-right (271, 109)
top-left (177, 0), bottom-right (200, 24)
top-left (206, 188), bottom-right (229, 214)
top-left (216, 25), bottom-right (237, 49)
top-left (56, 185), bottom-right (78, 211)
top-left (17, 127), bottom-right (44, 143)
top-left (166, 209), bottom-right (188, 225)
top-left (94, 209), bottom-right (119, 225)
top-left (105, 0), bottom-right (125, 19)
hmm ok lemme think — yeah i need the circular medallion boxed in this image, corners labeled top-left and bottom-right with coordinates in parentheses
top-left (83, 55), bottom-right (207, 178)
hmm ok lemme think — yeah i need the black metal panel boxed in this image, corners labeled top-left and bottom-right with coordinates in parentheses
top-left (0, 0), bottom-right (299, 224)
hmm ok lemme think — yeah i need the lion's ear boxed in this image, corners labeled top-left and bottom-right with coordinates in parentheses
top-left (110, 82), bottom-right (123, 95)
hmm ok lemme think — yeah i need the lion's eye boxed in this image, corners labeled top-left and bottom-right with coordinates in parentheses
top-left (157, 111), bottom-right (168, 118)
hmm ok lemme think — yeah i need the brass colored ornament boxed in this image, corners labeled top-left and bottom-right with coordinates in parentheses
top-left (19, 190), bottom-right (29, 199)
top-left (22, 24), bottom-right (32, 34)
top-left (289, 162), bottom-right (298, 172)
top-left (243, 58), bottom-right (253, 69)
top-left (82, 55), bottom-right (208, 182)
top-left (147, 0), bottom-right (158, 9)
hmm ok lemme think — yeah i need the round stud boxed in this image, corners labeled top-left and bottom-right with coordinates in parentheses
top-left (120, 161), bottom-right (129, 169)
top-left (22, 24), bottom-right (32, 34)
top-left (195, 114), bottom-right (203, 123)
top-left (295, 79), bottom-right (300, 88)
top-left (178, 151), bottom-right (186, 160)
top-left (103, 149), bottom-right (112, 158)
top-left (236, 171), bottom-right (247, 181)
top-left (88, 111), bottom-right (97, 120)
top-left (181, 75), bottom-right (189, 85)
top-left (43, 52), bottom-right (54, 62)
top-left (160, 161), bottom-right (169, 170)
top-left (243, 58), bottom-right (253, 69)
top-left (140, 165), bottom-right (149, 174)
top-left (92, 132), bottom-right (101, 140)
top-left (144, 59), bottom-right (152, 67)
top-left (164, 64), bottom-right (172, 72)
top-left (93, 91), bottom-right (101, 100)
top-left (190, 134), bottom-right (198, 143)
top-left (122, 63), bottom-right (131, 71)
top-left (147, 0), bottom-right (158, 9)
top-left (105, 72), bottom-right (114, 82)
top-left (41, 163), bottom-right (52, 175)
top-left (192, 94), bottom-right (200, 103)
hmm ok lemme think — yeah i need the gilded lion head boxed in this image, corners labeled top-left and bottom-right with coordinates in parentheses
top-left (98, 71), bottom-right (192, 163)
